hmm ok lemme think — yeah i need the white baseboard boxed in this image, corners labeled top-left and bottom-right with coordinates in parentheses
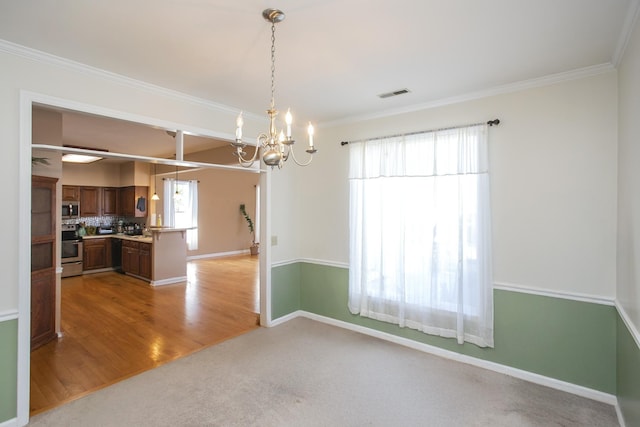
top-left (274, 310), bottom-right (618, 406)
top-left (269, 310), bottom-right (304, 327)
top-left (0, 417), bottom-right (17, 427)
top-left (187, 250), bottom-right (248, 261)
top-left (150, 276), bottom-right (187, 286)
top-left (616, 403), bottom-right (627, 427)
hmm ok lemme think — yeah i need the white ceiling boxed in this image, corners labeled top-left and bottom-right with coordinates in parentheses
top-left (2, 0), bottom-right (637, 158)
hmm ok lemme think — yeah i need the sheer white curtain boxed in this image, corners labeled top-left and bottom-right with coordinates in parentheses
top-left (163, 179), bottom-right (176, 228)
top-left (163, 179), bottom-right (199, 250)
top-left (348, 124), bottom-right (494, 347)
top-left (185, 181), bottom-right (198, 250)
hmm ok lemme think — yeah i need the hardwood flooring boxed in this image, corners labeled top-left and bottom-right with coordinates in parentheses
top-left (30, 255), bottom-right (260, 415)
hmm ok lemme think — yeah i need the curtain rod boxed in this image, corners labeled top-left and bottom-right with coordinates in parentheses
top-left (339, 119), bottom-right (500, 146)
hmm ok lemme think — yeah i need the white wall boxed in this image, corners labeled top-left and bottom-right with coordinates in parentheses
top-left (618, 15), bottom-right (640, 331)
top-left (297, 72), bottom-right (618, 299)
top-left (0, 47), bottom-right (268, 312)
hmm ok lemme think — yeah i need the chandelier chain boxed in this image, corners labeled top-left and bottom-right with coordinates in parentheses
top-left (231, 8), bottom-right (316, 169)
top-left (270, 22), bottom-right (276, 110)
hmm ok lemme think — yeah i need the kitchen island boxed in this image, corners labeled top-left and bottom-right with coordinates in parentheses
top-left (80, 227), bottom-right (188, 286)
top-left (147, 227), bottom-right (188, 286)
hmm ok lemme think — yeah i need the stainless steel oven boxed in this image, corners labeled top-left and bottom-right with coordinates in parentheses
top-left (61, 224), bottom-right (83, 277)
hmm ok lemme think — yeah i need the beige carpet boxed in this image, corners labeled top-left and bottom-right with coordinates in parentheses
top-left (29, 317), bottom-right (619, 426)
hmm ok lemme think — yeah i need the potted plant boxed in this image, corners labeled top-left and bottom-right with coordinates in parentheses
top-left (240, 204), bottom-right (259, 255)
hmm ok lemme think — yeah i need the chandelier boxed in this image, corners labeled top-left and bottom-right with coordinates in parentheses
top-left (232, 8), bottom-right (317, 169)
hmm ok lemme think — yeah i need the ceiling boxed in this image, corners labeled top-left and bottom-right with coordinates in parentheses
top-left (2, 0), bottom-right (637, 160)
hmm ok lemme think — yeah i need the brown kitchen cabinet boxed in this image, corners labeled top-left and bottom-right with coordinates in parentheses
top-left (62, 185), bottom-right (80, 201)
top-left (119, 186), bottom-right (148, 218)
top-left (139, 242), bottom-right (152, 279)
top-left (31, 175), bottom-right (58, 350)
top-left (122, 239), bottom-right (152, 280)
top-left (122, 239), bottom-right (140, 276)
top-left (83, 238), bottom-right (112, 271)
top-left (80, 186), bottom-right (101, 216)
top-left (102, 187), bottom-right (119, 216)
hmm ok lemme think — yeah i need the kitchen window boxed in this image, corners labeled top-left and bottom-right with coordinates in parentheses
top-left (164, 179), bottom-right (199, 250)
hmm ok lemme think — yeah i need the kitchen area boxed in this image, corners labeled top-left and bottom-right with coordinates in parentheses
top-left (30, 106), bottom-right (260, 351)
top-left (60, 179), bottom-right (188, 286)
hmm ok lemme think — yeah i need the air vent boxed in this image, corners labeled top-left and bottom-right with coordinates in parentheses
top-left (378, 88), bottom-right (410, 99)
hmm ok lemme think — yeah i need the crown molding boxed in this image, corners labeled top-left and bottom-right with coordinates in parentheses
top-left (323, 62), bottom-right (616, 128)
top-left (613, 0), bottom-right (640, 67)
top-left (0, 38), bottom-right (621, 131)
top-left (0, 38), bottom-right (266, 122)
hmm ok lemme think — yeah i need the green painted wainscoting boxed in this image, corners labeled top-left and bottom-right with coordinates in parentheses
top-left (617, 313), bottom-right (640, 426)
top-left (271, 262), bottom-right (302, 319)
top-left (0, 318), bottom-right (18, 423)
top-left (272, 262), bottom-right (617, 394)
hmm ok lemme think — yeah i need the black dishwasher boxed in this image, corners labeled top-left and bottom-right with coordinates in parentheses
top-left (111, 238), bottom-right (123, 273)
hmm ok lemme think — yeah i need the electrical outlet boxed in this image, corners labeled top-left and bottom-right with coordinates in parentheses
top-left (271, 235), bottom-right (278, 246)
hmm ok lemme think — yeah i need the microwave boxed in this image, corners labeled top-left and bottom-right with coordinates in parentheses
top-left (62, 201), bottom-right (80, 219)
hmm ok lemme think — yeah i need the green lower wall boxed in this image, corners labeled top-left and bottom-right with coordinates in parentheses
top-left (0, 318), bottom-right (18, 423)
top-left (617, 314), bottom-right (640, 426)
top-left (271, 263), bottom-right (301, 319)
top-left (272, 262), bottom-right (617, 394)
top-left (0, 265), bottom-right (635, 423)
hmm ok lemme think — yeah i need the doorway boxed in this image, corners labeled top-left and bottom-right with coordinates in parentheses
top-left (20, 93), bottom-right (272, 422)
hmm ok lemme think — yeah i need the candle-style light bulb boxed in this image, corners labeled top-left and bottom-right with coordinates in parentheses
top-left (236, 112), bottom-right (243, 140)
top-left (285, 109), bottom-right (292, 138)
top-left (279, 130), bottom-right (285, 143)
top-left (307, 122), bottom-right (314, 148)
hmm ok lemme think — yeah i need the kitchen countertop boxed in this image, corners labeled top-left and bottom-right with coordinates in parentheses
top-left (81, 234), bottom-right (153, 244)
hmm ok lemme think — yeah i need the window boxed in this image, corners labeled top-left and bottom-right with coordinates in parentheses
top-left (163, 179), bottom-right (198, 250)
top-left (348, 124), bottom-right (493, 347)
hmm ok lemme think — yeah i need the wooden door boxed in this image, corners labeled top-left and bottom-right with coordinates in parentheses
top-left (31, 175), bottom-right (58, 350)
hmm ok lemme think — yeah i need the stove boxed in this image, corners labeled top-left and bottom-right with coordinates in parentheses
top-left (61, 224), bottom-right (83, 277)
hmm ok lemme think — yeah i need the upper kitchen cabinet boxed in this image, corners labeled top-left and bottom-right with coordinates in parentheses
top-left (80, 186), bottom-right (101, 216)
top-left (119, 186), bottom-right (148, 218)
top-left (62, 185), bottom-right (80, 201)
top-left (102, 187), bottom-right (118, 216)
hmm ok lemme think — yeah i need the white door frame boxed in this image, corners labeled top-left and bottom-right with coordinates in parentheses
top-left (17, 90), bottom-right (272, 425)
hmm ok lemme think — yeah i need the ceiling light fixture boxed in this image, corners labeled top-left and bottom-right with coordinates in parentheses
top-left (61, 153), bottom-right (103, 164)
top-left (232, 8), bottom-right (317, 169)
top-left (61, 145), bottom-right (107, 164)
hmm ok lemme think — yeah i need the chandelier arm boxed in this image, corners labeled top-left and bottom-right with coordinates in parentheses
top-left (287, 144), bottom-right (314, 167)
top-left (236, 134), bottom-right (267, 167)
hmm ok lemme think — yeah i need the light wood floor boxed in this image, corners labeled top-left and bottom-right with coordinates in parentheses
top-left (30, 255), bottom-right (260, 415)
